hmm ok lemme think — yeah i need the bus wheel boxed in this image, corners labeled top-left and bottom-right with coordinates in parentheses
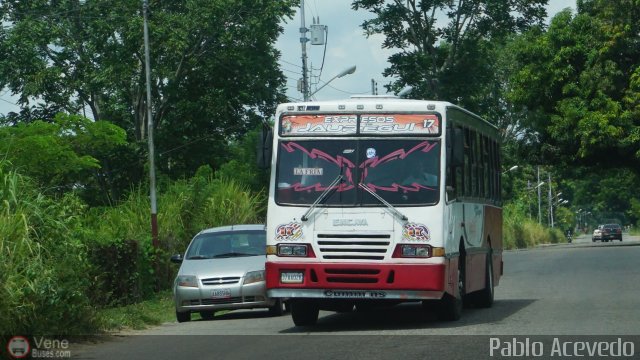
top-left (474, 252), bottom-right (495, 308)
top-left (438, 260), bottom-right (464, 321)
top-left (291, 300), bottom-right (319, 326)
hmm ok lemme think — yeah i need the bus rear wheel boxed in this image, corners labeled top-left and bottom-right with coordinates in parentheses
top-left (291, 300), bottom-right (319, 326)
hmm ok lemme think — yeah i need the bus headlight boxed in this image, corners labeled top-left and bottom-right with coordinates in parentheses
top-left (393, 244), bottom-right (431, 258)
top-left (273, 244), bottom-right (315, 257)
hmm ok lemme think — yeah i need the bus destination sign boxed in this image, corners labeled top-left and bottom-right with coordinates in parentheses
top-left (280, 114), bottom-right (440, 136)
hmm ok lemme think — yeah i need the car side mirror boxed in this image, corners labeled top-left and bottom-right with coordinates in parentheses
top-left (170, 254), bottom-right (183, 264)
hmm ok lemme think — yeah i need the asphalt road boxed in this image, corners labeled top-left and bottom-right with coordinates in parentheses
top-left (72, 235), bottom-right (640, 359)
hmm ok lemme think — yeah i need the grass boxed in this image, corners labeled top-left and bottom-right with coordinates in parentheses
top-left (95, 290), bottom-right (233, 332)
top-left (96, 290), bottom-right (176, 332)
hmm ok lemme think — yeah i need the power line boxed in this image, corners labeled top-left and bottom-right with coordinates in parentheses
top-left (281, 67), bottom-right (302, 76)
top-left (278, 59), bottom-right (302, 69)
top-left (0, 97), bottom-right (18, 106)
top-left (325, 83), bottom-right (370, 95)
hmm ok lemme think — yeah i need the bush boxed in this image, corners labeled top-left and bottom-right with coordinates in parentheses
top-left (503, 201), bottom-right (565, 249)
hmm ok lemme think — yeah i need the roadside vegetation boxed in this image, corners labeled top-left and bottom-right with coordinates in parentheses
top-left (0, 160), bottom-right (264, 335)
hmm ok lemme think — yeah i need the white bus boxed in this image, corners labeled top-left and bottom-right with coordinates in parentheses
top-left (258, 96), bottom-right (503, 326)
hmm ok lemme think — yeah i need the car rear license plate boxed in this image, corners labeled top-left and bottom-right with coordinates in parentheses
top-left (211, 288), bottom-right (231, 298)
top-left (281, 271), bottom-right (304, 284)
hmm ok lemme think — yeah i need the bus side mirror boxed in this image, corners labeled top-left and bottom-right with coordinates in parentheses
top-left (257, 125), bottom-right (273, 169)
top-left (446, 186), bottom-right (456, 202)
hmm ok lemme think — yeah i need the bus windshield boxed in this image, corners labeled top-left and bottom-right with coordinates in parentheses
top-left (275, 139), bottom-right (440, 206)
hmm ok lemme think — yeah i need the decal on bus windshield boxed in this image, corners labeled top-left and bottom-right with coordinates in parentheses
top-left (280, 114), bottom-right (440, 136)
top-left (360, 141), bottom-right (438, 193)
top-left (279, 142), bottom-right (356, 192)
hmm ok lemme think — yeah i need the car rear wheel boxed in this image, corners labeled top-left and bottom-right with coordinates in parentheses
top-left (176, 310), bottom-right (191, 323)
top-left (291, 300), bottom-right (319, 326)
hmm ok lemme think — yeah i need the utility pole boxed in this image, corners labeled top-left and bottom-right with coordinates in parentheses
top-left (548, 173), bottom-right (553, 227)
top-left (143, 0), bottom-right (158, 250)
top-left (300, 0), bottom-right (309, 100)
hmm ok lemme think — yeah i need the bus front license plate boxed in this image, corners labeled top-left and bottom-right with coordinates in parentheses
top-left (281, 271), bottom-right (304, 284)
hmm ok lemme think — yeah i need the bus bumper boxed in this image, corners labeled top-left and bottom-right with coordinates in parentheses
top-left (266, 262), bottom-right (446, 300)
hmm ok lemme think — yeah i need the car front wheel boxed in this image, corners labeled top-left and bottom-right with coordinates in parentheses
top-left (176, 310), bottom-right (191, 323)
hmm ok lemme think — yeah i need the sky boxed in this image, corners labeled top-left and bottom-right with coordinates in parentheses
top-left (0, 0), bottom-right (577, 115)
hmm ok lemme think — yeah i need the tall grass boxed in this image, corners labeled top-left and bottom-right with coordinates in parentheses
top-left (82, 167), bottom-right (265, 307)
top-left (1, 160), bottom-right (266, 335)
top-left (0, 161), bottom-right (95, 335)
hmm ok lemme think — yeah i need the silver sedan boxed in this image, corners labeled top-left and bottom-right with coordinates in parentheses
top-left (171, 224), bottom-right (285, 322)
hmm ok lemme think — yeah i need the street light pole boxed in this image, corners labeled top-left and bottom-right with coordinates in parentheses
top-left (537, 166), bottom-right (542, 224)
top-left (308, 65), bottom-right (356, 98)
top-left (548, 173), bottom-right (553, 227)
top-left (143, 0), bottom-right (158, 249)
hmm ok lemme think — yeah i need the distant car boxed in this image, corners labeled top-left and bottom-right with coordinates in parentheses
top-left (601, 223), bottom-right (623, 242)
top-left (592, 225), bottom-right (604, 242)
top-left (171, 224), bottom-right (286, 323)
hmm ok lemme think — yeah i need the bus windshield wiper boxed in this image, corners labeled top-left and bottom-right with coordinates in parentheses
top-left (359, 183), bottom-right (408, 222)
top-left (301, 174), bottom-right (343, 221)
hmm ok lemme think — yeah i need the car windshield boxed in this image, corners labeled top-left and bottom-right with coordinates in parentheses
top-left (185, 230), bottom-right (265, 259)
top-left (275, 139), bottom-right (440, 206)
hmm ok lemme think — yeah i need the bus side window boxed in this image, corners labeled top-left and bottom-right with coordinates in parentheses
top-left (446, 124), bottom-right (464, 201)
top-left (464, 128), bottom-right (471, 197)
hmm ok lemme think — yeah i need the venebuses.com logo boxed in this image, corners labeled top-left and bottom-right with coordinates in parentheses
top-left (6, 336), bottom-right (30, 359)
top-left (5, 336), bottom-right (71, 359)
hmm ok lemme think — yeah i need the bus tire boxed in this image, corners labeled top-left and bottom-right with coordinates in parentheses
top-left (438, 257), bottom-right (464, 321)
top-left (291, 300), bottom-right (319, 326)
top-left (474, 251), bottom-right (495, 308)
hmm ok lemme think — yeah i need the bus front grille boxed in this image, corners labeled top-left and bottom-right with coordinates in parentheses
top-left (316, 234), bottom-right (391, 261)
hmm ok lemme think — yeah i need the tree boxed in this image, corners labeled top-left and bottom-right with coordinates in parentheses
top-left (0, 113), bottom-right (127, 203)
top-left (351, 0), bottom-right (548, 110)
top-left (0, 0), bottom-right (297, 181)
top-left (507, 0), bottom-right (640, 170)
